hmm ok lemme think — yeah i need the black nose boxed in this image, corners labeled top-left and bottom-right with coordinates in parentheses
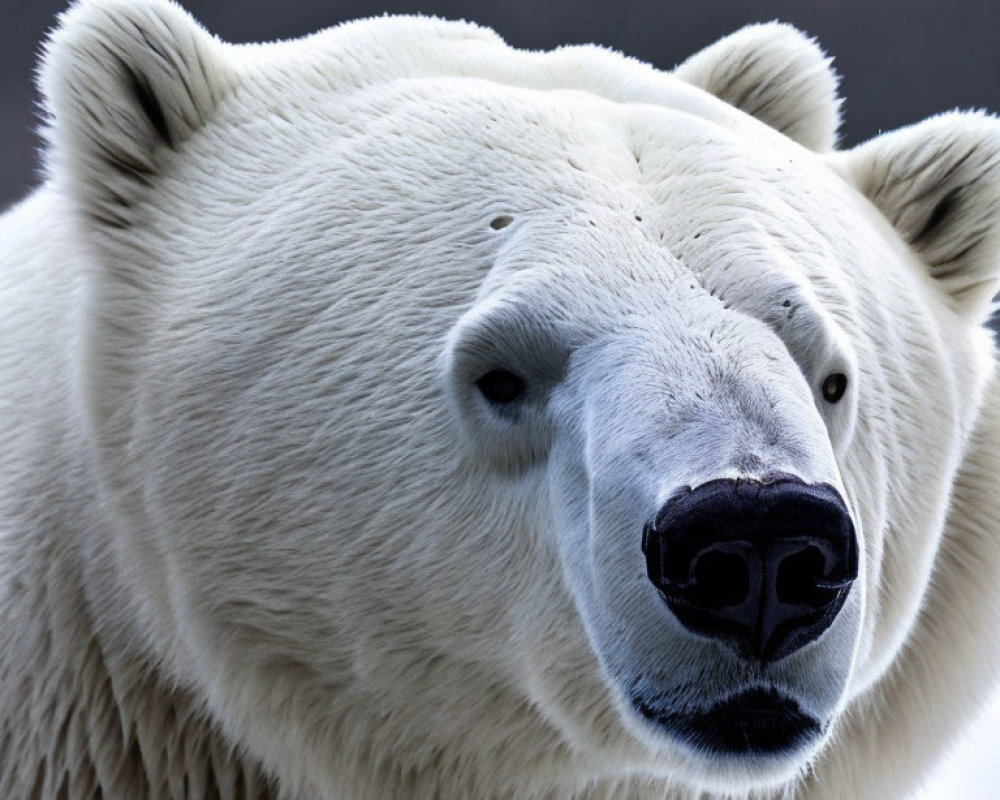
top-left (641, 476), bottom-right (858, 663)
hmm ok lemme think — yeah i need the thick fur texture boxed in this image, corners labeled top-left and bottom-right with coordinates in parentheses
top-left (2, 1), bottom-right (1000, 799)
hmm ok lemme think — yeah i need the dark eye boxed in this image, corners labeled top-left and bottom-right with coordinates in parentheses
top-left (821, 373), bottom-right (848, 403)
top-left (476, 369), bottom-right (526, 405)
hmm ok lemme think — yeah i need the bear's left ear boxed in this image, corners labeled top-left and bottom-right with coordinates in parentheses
top-left (673, 22), bottom-right (841, 152)
top-left (843, 112), bottom-right (1000, 318)
top-left (39, 0), bottom-right (237, 229)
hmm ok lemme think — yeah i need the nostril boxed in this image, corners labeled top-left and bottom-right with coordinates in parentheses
top-left (775, 545), bottom-right (834, 608)
top-left (693, 549), bottom-right (749, 608)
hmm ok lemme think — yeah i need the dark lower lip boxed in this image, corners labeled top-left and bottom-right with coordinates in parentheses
top-left (631, 687), bottom-right (822, 756)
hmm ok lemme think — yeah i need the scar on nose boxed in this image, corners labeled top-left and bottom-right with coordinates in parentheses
top-left (733, 453), bottom-right (765, 473)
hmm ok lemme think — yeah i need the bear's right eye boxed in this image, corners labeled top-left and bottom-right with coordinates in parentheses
top-left (476, 369), bottom-right (526, 405)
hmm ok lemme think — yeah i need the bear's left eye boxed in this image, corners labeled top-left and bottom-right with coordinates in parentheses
top-left (476, 369), bottom-right (526, 405)
top-left (821, 373), bottom-right (848, 403)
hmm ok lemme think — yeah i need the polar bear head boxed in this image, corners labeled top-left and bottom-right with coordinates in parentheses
top-left (39, 0), bottom-right (1000, 796)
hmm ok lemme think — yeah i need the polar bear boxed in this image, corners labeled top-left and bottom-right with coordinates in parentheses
top-left (2, 0), bottom-right (1000, 798)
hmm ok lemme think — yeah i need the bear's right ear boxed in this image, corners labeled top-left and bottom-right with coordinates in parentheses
top-left (39, 0), bottom-right (236, 229)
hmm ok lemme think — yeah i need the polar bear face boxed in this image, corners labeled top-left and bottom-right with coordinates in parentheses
top-left (442, 122), bottom-right (866, 785)
top-left (39, 1), bottom-right (1000, 796)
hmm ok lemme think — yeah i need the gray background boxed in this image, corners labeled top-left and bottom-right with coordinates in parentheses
top-left (3, 0), bottom-right (1000, 210)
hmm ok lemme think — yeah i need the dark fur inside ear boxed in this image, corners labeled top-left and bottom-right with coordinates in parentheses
top-left (846, 112), bottom-right (1000, 317)
top-left (125, 60), bottom-right (174, 148)
top-left (673, 22), bottom-right (841, 152)
top-left (914, 186), bottom-right (960, 244)
top-left (39, 0), bottom-right (236, 228)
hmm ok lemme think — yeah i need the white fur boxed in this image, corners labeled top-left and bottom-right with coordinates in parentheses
top-left (2, 1), bottom-right (1000, 798)
top-left (672, 22), bottom-right (842, 152)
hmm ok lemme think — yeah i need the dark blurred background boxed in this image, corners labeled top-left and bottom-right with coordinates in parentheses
top-left (3, 0), bottom-right (1000, 209)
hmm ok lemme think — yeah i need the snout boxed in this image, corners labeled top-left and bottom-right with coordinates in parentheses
top-left (642, 475), bottom-right (858, 663)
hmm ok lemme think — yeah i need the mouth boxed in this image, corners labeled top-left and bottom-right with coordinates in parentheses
top-left (631, 687), bottom-right (822, 756)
